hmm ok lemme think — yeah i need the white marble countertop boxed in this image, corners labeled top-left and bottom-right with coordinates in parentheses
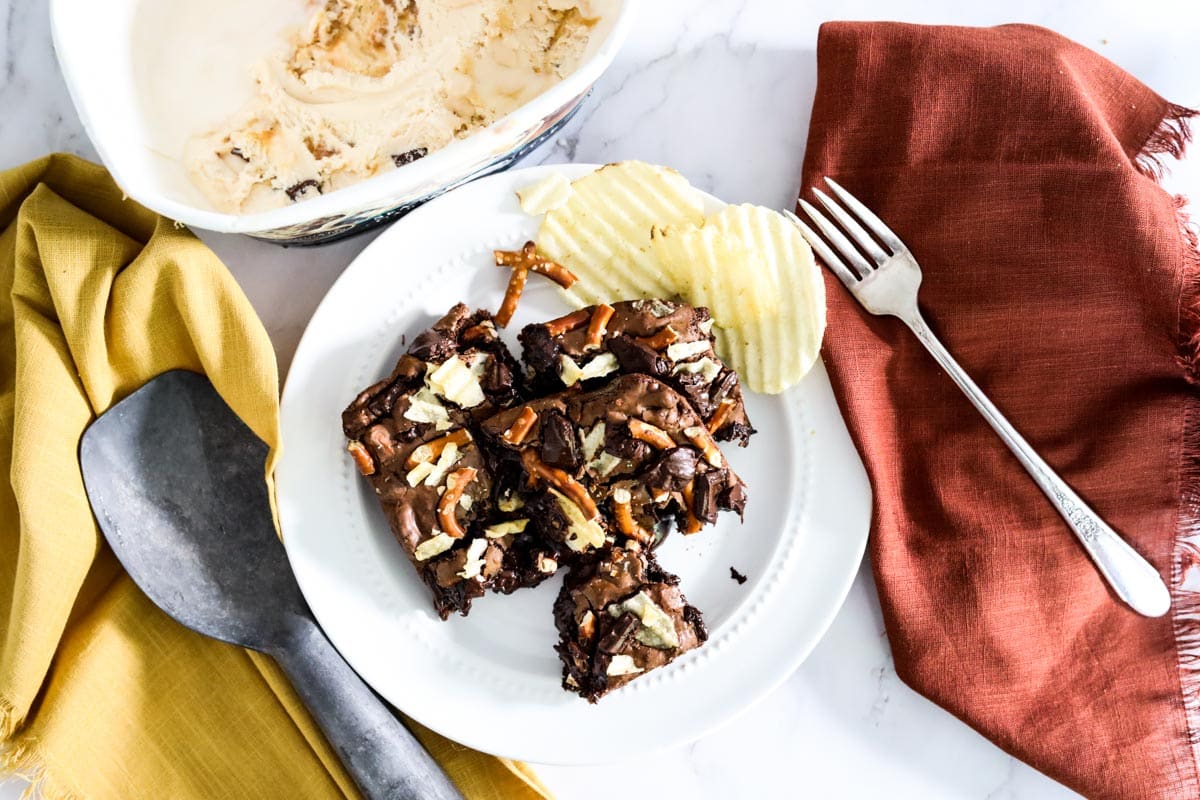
top-left (3, 0), bottom-right (1199, 797)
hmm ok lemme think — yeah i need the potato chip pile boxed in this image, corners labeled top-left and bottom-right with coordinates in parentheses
top-left (516, 162), bottom-right (826, 394)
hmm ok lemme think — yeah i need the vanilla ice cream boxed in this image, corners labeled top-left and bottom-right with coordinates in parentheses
top-left (161, 0), bottom-right (599, 213)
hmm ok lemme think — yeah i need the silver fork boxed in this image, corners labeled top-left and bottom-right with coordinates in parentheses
top-left (790, 178), bottom-right (1171, 618)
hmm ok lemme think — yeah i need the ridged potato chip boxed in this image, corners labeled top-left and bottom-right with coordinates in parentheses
top-left (516, 172), bottom-right (574, 215)
top-left (671, 204), bottom-right (826, 394)
top-left (520, 163), bottom-right (826, 394)
top-left (651, 221), bottom-right (776, 393)
top-left (535, 162), bottom-right (706, 307)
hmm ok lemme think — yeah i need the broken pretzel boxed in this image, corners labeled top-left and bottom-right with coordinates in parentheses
top-left (493, 241), bottom-right (579, 328)
top-left (405, 428), bottom-right (472, 470)
top-left (437, 467), bottom-right (478, 539)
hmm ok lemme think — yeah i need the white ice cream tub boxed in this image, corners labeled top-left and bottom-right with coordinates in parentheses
top-left (50, 0), bottom-right (635, 244)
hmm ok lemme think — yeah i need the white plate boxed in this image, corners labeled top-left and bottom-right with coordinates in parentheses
top-left (277, 164), bottom-right (871, 765)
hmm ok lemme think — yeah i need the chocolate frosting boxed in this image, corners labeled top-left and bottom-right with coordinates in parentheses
top-left (344, 301), bottom-right (749, 700)
top-left (553, 546), bottom-right (706, 702)
top-left (341, 304), bottom-right (555, 618)
top-left (519, 300), bottom-right (755, 445)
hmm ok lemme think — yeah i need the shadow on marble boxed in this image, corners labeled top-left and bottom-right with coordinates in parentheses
top-left (530, 44), bottom-right (820, 212)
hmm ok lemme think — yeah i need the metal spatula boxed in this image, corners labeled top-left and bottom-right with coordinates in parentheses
top-left (79, 369), bottom-right (462, 800)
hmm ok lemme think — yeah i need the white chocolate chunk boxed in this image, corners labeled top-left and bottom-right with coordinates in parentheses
top-left (484, 519), bottom-right (529, 538)
top-left (423, 442), bottom-right (460, 487)
top-left (632, 299), bottom-right (677, 318)
top-left (581, 352), bottom-right (620, 380)
top-left (405, 461), bottom-right (435, 487)
top-left (666, 339), bottom-right (711, 362)
top-left (580, 421), bottom-right (606, 461)
top-left (426, 355), bottom-right (487, 408)
top-left (456, 537), bottom-right (489, 580)
top-left (559, 354), bottom-right (583, 386)
top-left (587, 451), bottom-right (621, 478)
top-left (672, 356), bottom-right (722, 384)
top-left (403, 388), bottom-right (452, 430)
top-left (559, 352), bottom-right (620, 386)
top-left (607, 591), bottom-right (679, 649)
top-left (498, 492), bottom-right (525, 512)
top-left (414, 532), bottom-right (455, 561)
top-left (552, 489), bottom-right (605, 552)
top-left (606, 654), bottom-right (644, 676)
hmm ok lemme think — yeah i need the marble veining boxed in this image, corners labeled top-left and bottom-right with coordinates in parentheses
top-left (3, 0), bottom-right (1199, 797)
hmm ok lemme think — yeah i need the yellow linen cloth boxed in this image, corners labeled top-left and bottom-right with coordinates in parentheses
top-left (0, 154), bottom-right (548, 800)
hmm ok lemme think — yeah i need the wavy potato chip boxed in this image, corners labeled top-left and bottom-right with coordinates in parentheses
top-left (690, 204), bottom-right (825, 394)
top-left (534, 162), bottom-right (706, 307)
top-left (519, 163), bottom-right (826, 393)
top-left (516, 171), bottom-right (574, 215)
top-left (652, 223), bottom-right (776, 392)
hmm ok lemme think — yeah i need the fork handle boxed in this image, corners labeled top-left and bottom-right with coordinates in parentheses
top-left (905, 312), bottom-right (1171, 617)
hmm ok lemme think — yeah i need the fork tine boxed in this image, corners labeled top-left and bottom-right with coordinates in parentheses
top-left (813, 188), bottom-right (890, 265)
top-left (823, 178), bottom-right (906, 253)
top-left (798, 199), bottom-right (874, 279)
top-left (783, 209), bottom-right (859, 288)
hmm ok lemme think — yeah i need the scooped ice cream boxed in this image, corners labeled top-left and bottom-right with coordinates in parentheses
top-left (183, 0), bottom-right (599, 213)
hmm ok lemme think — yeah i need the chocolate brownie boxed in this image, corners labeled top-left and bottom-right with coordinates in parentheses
top-left (342, 304), bottom-right (560, 618)
top-left (479, 373), bottom-right (747, 554)
top-left (554, 545), bottom-right (708, 702)
top-left (519, 299), bottom-right (755, 445)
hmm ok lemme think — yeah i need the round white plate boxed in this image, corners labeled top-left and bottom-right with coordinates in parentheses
top-left (277, 164), bottom-right (872, 765)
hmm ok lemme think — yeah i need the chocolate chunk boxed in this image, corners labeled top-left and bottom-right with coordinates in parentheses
top-left (285, 179), bottom-right (321, 201)
top-left (729, 567), bottom-right (747, 585)
top-left (489, 532), bottom-right (562, 594)
top-left (683, 604), bottom-right (709, 642)
top-left (407, 329), bottom-right (456, 362)
top-left (518, 324), bottom-right (560, 378)
top-left (392, 147), bottom-right (429, 167)
top-left (671, 369), bottom-right (716, 417)
top-left (608, 334), bottom-right (668, 377)
top-left (693, 468), bottom-right (726, 524)
top-left (553, 547), bottom-right (706, 702)
top-left (482, 356), bottom-right (514, 396)
top-left (710, 370), bottom-right (738, 406)
top-left (540, 410), bottom-right (580, 471)
top-left (724, 422), bottom-right (756, 446)
top-left (643, 447), bottom-right (699, 493)
top-left (604, 420), bottom-right (651, 461)
top-left (598, 612), bottom-right (639, 655)
top-left (719, 480), bottom-right (748, 520)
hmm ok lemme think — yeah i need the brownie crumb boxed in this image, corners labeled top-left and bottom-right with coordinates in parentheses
top-left (393, 147), bottom-right (429, 167)
top-left (729, 567), bottom-right (747, 585)
top-left (285, 179), bottom-right (321, 202)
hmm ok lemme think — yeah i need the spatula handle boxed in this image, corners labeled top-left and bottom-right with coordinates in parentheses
top-left (271, 617), bottom-right (463, 800)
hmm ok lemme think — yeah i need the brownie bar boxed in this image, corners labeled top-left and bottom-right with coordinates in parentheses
top-left (554, 545), bottom-right (708, 702)
top-left (519, 299), bottom-right (755, 445)
top-left (479, 373), bottom-right (747, 554)
top-left (342, 304), bottom-right (560, 618)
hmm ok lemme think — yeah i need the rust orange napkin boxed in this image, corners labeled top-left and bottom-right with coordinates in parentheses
top-left (801, 22), bottom-right (1199, 799)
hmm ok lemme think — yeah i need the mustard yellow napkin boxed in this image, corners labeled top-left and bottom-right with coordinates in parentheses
top-left (0, 154), bottom-right (549, 800)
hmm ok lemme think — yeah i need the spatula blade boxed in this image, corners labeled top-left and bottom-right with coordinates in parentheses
top-left (80, 370), bottom-right (302, 650)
